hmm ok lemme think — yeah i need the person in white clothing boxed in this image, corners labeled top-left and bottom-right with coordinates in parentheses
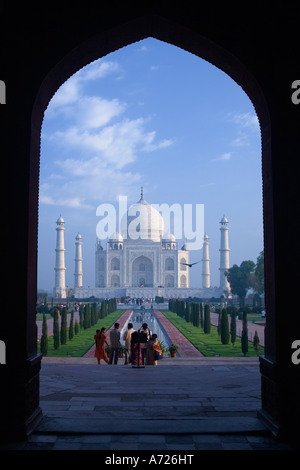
top-left (123, 322), bottom-right (135, 364)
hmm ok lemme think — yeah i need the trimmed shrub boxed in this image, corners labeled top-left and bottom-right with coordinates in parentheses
top-left (185, 302), bottom-right (191, 323)
top-left (241, 312), bottom-right (248, 356)
top-left (40, 313), bottom-right (48, 356)
top-left (53, 308), bottom-right (60, 350)
top-left (230, 308), bottom-right (237, 345)
top-left (60, 307), bottom-right (67, 345)
top-left (204, 304), bottom-right (211, 334)
top-left (69, 309), bottom-right (74, 340)
top-left (220, 308), bottom-right (229, 345)
top-left (253, 330), bottom-right (260, 355)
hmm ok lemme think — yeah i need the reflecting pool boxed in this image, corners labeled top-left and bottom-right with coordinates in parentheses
top-left (120, 309), bottom-right (171, 349)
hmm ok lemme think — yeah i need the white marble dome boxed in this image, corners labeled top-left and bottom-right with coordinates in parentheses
top-left (125, 191), bottom-right (164, 242)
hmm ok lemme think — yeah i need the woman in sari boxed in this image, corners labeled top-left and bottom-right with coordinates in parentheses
top-left (130, 331), bottom-right (143, 366)
top-left (94, 327), bottom-right (109, 364)
top-left (146, 334), bottom-right (163, 365)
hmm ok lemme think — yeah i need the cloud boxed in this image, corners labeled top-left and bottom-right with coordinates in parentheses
top-left (47, 60), bottom-right (121, 113)
top-left (49, 117), bottom-right (173, 170)
top-left (211, 152), bottom-right (232, 162)
top-left (223, 110), bottom-right (260, 148)
top-left (231, 133), bottom-right (250, 147)
top-left (41, 58), bottom-right (173, 211)
top-left (225, 111), bottom-right (259, 129)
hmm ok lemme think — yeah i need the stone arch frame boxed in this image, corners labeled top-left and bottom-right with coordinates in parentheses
top-left (165, 257), bottom-right (175, 271)
top-left (180, 257), bottom-right (187, 271)
top-left (180, 274), bottom-right (187, 288)
top-left (111, 257), bottom-right (120, 271)
top-left (131, 255), bottom-right (154, 287)
top-left (29, 17), bottom-right (272, 432)
top-left (111, 274), bottom-right (120, 287)
top-left (5, 6), bottom-right (299, 441)
top-left (165, 273), bottom-right (174, 288)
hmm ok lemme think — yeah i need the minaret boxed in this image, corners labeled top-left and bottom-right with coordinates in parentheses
top-left (202, 234), bottom-right (211, 288)
top-left (219, 215), bottom-right (230, 293)
top-left (54, 215), bottom-right (67, 298)
top-left (74, 233), bottom-right (83, 288)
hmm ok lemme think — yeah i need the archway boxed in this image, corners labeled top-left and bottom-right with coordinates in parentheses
top-left (4, 5), bottom-right (299, 442)
top-left (30, 19), bottom-right (272, 434)
top-left (132, 255), bottom-right (154, 287)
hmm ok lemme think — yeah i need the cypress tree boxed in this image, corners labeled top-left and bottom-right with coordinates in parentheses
top-left (101, 300), bottom-right (107, 318)
top-left (193, 303), bottom-right (197, 326)
top-left (185, 302), bottom-right (191, 323)
top-left (79, 307), bottom-right (84, 329)
top-left (40, 313), bottom-right (48, 356)
top-left (74, 320), bottom-right (79, 335)
top-left (217, 307), bottom-right (221, 336)
top-left (204, 304), bottom-right (211, 334)
top-left (230, 308), bottom-right (237, 346)
top-left (83, 304), bottom-right (91, 329)
top-left (253, 330), bottom-right (260, 355)
top-left (69, 309), bottom-right (74, 341)
top-left (220, 308), bottom-right (229, 344)
top-left (190, 303), bottom-right (194, 324)
top-left (53, 308), bottom-right (60, 349)
top-left (90, 304), bottom-right (95, 326)
top-left (60, 306), bottom-right (67, 344)
top-left (92, 302), bottom-right (98, 323)
top-left (180, 301), bottom-right (185, 318)
top-left (200, 303), bottom-right (203, 329)
top-left (241, 312), bottom-right (248, 356)
top-left (195, 303), bottom-right (200, 327)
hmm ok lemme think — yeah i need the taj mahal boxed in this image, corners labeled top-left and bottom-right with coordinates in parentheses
top-left (53, 189), bottom-right (231, 300)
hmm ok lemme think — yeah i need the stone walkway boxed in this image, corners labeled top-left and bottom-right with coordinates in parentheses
top-left (1, 356), bottom-right (295, 451)
top-left (210, 312), bottom-right (265, 347)
top-left (83, 310), bottom-right (133, 358)
top-left (18, 309), bottom-right (295, 451)
top-left (153, 310), bottom-right (203, 357)
top-left (83, 309), bottom-right (203, 359)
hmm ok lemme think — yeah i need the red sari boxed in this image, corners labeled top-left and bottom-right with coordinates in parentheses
top-left (94, 332), bottom-right (109, 364)
top-left (146, 338), bottom-right (162, 365)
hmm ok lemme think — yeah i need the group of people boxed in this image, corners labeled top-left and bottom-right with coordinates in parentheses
top-left (94, 321), bottom-right (163, 366)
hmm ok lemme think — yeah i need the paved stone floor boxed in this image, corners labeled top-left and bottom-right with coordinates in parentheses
top-left (15, 310), bottom-right (296, 453)
top-left (0, 357), bottom-right (297, 452)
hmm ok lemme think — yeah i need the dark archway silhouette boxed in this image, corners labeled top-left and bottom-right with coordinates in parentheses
top-left (2, 3), bottom-right (300, 443)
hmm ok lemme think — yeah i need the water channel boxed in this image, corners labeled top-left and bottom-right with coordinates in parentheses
top-left (119, 309), bottom-right (171, 350)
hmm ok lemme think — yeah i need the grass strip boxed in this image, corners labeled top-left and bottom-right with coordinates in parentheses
top-left (162, 310), bottom-right (264, 357)
top-left (39, 310), bottom-right (124, 357)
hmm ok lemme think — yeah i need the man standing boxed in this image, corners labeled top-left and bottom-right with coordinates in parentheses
top-left (109, 322), bottom-right (121, 364)
top-left (123, 322), bottom-right (135, 364)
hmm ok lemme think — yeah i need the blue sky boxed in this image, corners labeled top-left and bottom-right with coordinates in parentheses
top-left (38, 38), bottom-right (263, 293)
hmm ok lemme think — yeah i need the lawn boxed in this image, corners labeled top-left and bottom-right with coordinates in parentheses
top-left (39, 310), bottom-right (124, 357)
top-left (162, 310), bottom-right (264, 357)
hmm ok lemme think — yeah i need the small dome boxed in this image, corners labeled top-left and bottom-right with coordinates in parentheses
top-left (220, 215), bottom-right (228, 224)
top-left (162, 232), bottom-right (176, 242)
top-left (76, 233), bottom-right (82, 240)
top-left (56, 215), bottom-right (64, 224)
top-left (109, 232), bottom-right (123, 242)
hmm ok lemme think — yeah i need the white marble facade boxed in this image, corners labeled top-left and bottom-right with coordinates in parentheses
top-left (55, 191), bottom-right (230, 300)
top-left (95, 192), bottom-right (190, 290)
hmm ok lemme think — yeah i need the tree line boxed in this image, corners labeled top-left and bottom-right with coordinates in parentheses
top-left (40, 298), bottom-right (117, 356)
top-left (168, 300), bottom-right (260, 356)
top-left (225, 250), bottom-right (264, 307)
